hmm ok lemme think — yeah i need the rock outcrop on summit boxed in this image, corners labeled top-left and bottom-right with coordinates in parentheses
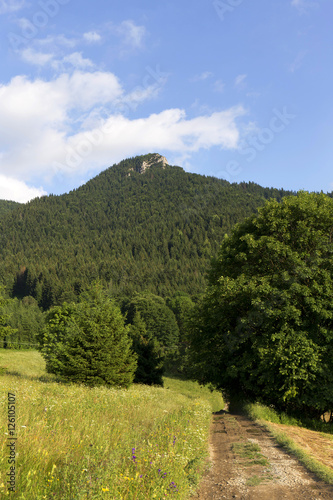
top-left (126, 153), bottom-right (169, 175)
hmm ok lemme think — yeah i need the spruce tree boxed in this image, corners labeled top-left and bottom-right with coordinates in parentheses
top-left (41, 286), bottom-right (137, 388)
top-left (129, 312), bottom-right (164, 386)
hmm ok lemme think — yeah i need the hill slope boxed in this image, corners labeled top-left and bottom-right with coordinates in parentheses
top-left (0, 153), bottom-right (294, 308)
top-left (0, 200), bottom-right (21, 218)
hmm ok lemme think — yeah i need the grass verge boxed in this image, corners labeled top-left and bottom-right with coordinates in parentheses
top-left (243, 402), bottom-right (333, 485)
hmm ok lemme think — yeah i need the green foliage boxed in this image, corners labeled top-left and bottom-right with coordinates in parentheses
top-left (40, 286), bottom-right (137, 388)
top-left (123, 291), bottom-right (180, 353)
top-left (1, 296), bottom-right (44, 348)
top-left (166, 292), bottom-right (195, 375)
top-left (244, 402), bottom-right (333, 433)
top-left (0, 199), bottom-right (21, 218)
top-left (189, 192), bottom-right (333, 418)
top-left (0, 154), bottom-right (294, 307)
top-left (0, 286), bottom-right (17, 342)
top-left (128, 312), bottom-right (164, 386)
top-left (167, 291), bottom-right (195, 338)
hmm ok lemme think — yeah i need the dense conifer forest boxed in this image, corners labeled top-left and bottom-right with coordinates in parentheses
top-left (0, 200), bottom-right (21, 218)
top-left (0, 153), bottom-right (294, 309)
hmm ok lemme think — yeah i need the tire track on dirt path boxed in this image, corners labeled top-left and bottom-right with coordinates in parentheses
top-left (192, 410), bottom-right (333, 500)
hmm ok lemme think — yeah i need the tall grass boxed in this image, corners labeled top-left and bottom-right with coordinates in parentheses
top-left (0, 350), bottom-right (223, 499)
top-left (244, 402), bottom-right (333, 434)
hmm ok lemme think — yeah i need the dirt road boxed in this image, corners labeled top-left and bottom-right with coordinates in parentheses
top-left (192, 411), bottom-right (333, 500)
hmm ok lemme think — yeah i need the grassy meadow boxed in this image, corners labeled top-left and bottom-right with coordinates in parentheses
top-left (0, 349), bottom-right (223, 499)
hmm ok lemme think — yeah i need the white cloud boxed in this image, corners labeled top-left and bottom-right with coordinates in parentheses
top-left (0, 71), bottom-right (123, 178)
top-left (0, 0), bottom-right (24, 14)
top-left (235, 74), bottom-right (247, 87)
top-left (20, 46), bottom-right (95, 70)
top-left (121, 82), bottom-right (162, 110)
top-left (53, 52), bottom-right (95, 70)
top-left (0, 71), bottom-right (246, 199)
top-left (36, 34), bottom-right (78, 49)
top-left (49, 105), bottom-right (245, 181)
top-left (0, 175), bottom-right (46, 202)
top-left (116, 20), bottom-right (146, 48)
top-left (83, 31), bottom-right (101, 43)
top-left (21, 48), bottom-right (54, 66)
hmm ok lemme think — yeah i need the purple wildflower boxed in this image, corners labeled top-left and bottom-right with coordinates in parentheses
top-left (169, 481), bottom-right (178, 493)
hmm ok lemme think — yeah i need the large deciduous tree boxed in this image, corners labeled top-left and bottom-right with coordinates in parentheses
top-left (189, 192), bottom-right (333, 419)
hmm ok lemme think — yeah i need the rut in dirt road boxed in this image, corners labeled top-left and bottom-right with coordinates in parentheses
top-left (192, 411), bottom-right (333, 500)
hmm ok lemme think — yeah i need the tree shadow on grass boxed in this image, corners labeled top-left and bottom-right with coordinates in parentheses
top-left (2, 369), bottom-right (69, 385)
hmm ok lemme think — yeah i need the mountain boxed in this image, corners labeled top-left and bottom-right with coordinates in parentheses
top-left (0, 153), bottom-right (295, 308)
top-left (0, 200), bottom-right (21, 218)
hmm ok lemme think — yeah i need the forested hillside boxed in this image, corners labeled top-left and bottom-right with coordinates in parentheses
top-left (0, 154), bottom-right (294, 308)
top-left (0, 200), bottom-right (21, 218)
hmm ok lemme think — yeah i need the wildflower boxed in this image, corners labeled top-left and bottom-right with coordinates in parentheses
top-left (102, 487), bottom-right (109, 492)
top-left (169, 481), bottom-right (178, 491)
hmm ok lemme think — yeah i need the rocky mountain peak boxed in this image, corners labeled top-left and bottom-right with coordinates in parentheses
top-left (125, 153), bottom-right (169, 176)
top-left (139, 154), bottom-right (168, 173)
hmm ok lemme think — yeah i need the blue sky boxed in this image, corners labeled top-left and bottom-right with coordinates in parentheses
top-left (0, 0), bottom-right (332, 202)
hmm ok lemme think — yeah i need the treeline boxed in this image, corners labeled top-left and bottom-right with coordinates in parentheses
top-left (0, 154), bottom-right (294, 309)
